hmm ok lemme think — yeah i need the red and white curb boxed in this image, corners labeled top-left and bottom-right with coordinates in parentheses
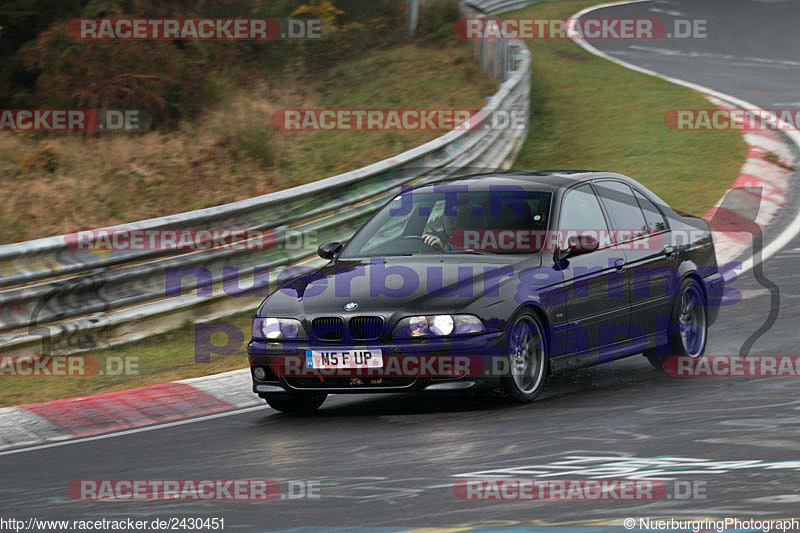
top-left (0, 368), bottom-right (261, 451)
top-left (702, 96), bottom-right (795, 268)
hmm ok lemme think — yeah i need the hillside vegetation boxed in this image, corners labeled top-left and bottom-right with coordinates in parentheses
top-left (0, 0), bottom-right (493, 243)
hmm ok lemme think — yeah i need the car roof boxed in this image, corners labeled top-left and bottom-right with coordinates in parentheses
top-left (406, 170), bottom-right (631, 194)
top-left (396, 170), bottom-right (678, 219)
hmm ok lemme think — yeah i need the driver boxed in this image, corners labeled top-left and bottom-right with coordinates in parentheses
top-left (421, 201), bottom-right (473, 251)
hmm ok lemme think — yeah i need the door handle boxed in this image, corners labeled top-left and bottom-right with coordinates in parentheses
top-left (614, 258), bottom-right (625, 271)
top-left (664, 246), bottom-right (675, 258)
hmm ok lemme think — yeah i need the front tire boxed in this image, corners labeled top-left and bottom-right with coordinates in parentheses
top-left (501, 312), bottom-right (549, 403)
top-left (264, 392), bottom-right (327, 413)
top-left (644, 277), bottom-right (708, 369)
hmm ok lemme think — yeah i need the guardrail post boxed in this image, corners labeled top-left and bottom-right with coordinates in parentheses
top-left (408, 0), bottom-right (419, 37)
top-left (480, 38), bottom-right (489, 73)
top-left (495, 39), bottom-right (504, 80)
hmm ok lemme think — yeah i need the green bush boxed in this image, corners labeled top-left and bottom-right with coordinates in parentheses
top-left (0, 0), bottom-right (460, 126)
top-left (417, 0), bottom-right (461, 42)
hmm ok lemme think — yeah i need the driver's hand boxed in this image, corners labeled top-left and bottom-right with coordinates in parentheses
top-left (422, 234), bottom-right (443, 249)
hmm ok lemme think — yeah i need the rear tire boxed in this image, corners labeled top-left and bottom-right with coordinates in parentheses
top-left (264, 392), bottom-right (327, 413)
top-left (500, 312), bottom-right (549, 403)
top-left (644, 277), bottom-right (707, 369)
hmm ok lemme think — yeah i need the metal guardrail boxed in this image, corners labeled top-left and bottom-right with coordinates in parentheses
top-left (0, 0), bottom-right (537, 355)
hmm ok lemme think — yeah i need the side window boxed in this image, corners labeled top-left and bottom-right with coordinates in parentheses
top-left (559, 184), bottom-right (609, 233)
top-left (633, 189), bottom-right (668, 232)
top-left (594, 181), bottom-right (648, 240)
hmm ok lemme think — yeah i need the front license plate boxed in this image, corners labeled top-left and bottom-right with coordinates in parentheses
top-left (305, 349), bottom-right (383, 369)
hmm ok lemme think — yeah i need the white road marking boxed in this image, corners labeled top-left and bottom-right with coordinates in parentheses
top-left (453, 454), bottom-right (800, 481)
top-left (570, 0), bottom-right (800, 276)
top-left (628, 45), bottom-right (800, 67)
top-left (649, 7), bottom-right (683, 16)
top-left (0, 405), bottom-right (268, 457)
top-left (749, 495), bottom-right (800, 503)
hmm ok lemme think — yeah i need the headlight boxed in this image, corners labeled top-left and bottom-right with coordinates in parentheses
top-left (252, 317), bottom-right (306, 340)
top-left (393, 314), bottom-right (484, 338)
top-left (408, 316), bottom-right (428, 336)
top-left (430, 315), bottom-right (454, 336)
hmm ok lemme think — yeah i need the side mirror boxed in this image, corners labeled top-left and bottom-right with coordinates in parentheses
top-left (556, 235), bottom-right (599, 261)
top-left (318, 241), bottom-right (343, 260)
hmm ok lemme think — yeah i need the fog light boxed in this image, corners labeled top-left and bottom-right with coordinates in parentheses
top-left (253, 367), bottom-right (267, 381)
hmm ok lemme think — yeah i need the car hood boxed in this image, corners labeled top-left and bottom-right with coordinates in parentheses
top-left (258, 254), bottom-right (541, 317)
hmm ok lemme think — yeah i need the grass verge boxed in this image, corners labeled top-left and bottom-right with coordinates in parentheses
top-left (2, 311), bottom-right (254, 407)
top-left (509, 0), bottom-right (747, 215)
top-left (0, 41), bottom-right (493, 243)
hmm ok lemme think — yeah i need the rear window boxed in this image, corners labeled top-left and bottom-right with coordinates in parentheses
top-left (633, 189), bottom-right (668, 232)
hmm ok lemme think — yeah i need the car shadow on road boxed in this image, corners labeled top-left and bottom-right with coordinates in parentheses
top-left (257, 355), bottom-right (683, 419)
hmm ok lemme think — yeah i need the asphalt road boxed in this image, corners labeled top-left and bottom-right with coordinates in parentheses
top-left (3, 1), bottom-right (800, 531)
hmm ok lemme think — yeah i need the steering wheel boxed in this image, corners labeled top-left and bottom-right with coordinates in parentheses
top-left (401, 234), bottom-right (443, 252)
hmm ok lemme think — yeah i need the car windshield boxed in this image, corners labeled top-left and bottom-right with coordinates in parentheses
top-left (340, 187), bottom-right (552, 257)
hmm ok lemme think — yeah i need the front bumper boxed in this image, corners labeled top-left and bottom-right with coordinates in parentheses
top-left (247, 331), bottom-right (505, 394)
